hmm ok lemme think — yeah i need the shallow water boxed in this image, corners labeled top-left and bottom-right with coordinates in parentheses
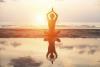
top-left (0, 38), bottom-right (100, 67)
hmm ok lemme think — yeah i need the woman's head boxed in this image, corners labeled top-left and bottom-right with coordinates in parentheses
top-left (50, 13), bottom-right (55, 19)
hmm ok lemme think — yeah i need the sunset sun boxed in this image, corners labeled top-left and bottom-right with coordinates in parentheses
top-left (34, 14), bottom-right (47, 26)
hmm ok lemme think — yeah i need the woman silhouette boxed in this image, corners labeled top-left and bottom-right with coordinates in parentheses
top-left (47, 8), bottom-right (58, 32)
top-left (46, 8), bottom-right (59, 64)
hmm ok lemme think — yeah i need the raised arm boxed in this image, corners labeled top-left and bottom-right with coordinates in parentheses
top-left (47, 11), bottom-right (51, 21)
top-left (47, 8), bottom-right (58, 21)
top-left (53, 12), bottom-right (58, 21)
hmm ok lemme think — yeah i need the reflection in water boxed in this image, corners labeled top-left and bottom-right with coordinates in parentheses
top-left (44, 8), bottom-right (61, 64)
top-left (44, 31), bottom-right (60, 64)
top-left (46, 36), bottom-right (57, 64)
top-left (0, 38), bottom-right (100, 67)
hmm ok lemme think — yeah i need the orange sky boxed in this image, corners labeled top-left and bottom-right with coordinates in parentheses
top-left (0, 0), bottom-right (100, 26)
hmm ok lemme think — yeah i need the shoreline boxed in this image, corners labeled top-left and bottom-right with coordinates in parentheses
top-left (0, 28), bottom-right (100, 38)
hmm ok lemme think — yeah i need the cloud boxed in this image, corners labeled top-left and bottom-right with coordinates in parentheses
top-left (59, 45), bottom-right (74, 50)
top-left (97, 60), bottom-right (100, 63)
top-left (0, 41), bottom-right (7, 45)
top-left (59, 44), bottom-right (100, 55)
top-left (88, 49), bottom-right (96, 54)
top-left (9, 56), bottom-right (42, 67)
top-left (0, 0), bottom-right (4, 2)
top-left (0, 41), bottom-right (7, 51)
top-left (0, 65), bottom-right (1, 67)
top-left (11, 42), bottom-right (22, 47)
top-left (0, 47), bottom-right (5, 51)
top-left (0, 40), bottom-right (22, 47)
top-left (75, 64), bottom-right (100, 67)
top-left (0, 40), bottom-right (22, 52)
top-left (78, 50), bottom-right (85, 54)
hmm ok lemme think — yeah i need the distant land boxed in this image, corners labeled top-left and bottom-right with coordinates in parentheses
top-left (0, 28), bottom-right (100, 38)
top-left (0, 25), bottom-right (100, 29)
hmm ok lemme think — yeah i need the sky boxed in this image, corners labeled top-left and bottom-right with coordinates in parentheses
top-left (0, 0), bottom-right (100, 26)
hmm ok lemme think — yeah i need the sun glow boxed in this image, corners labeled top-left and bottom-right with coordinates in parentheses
top-left (28, 0), bottom-right (57, 28)
top-left (35, 14), bottom-right (46, 25)
top-left (32, 13), bottom-right (48, 28)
